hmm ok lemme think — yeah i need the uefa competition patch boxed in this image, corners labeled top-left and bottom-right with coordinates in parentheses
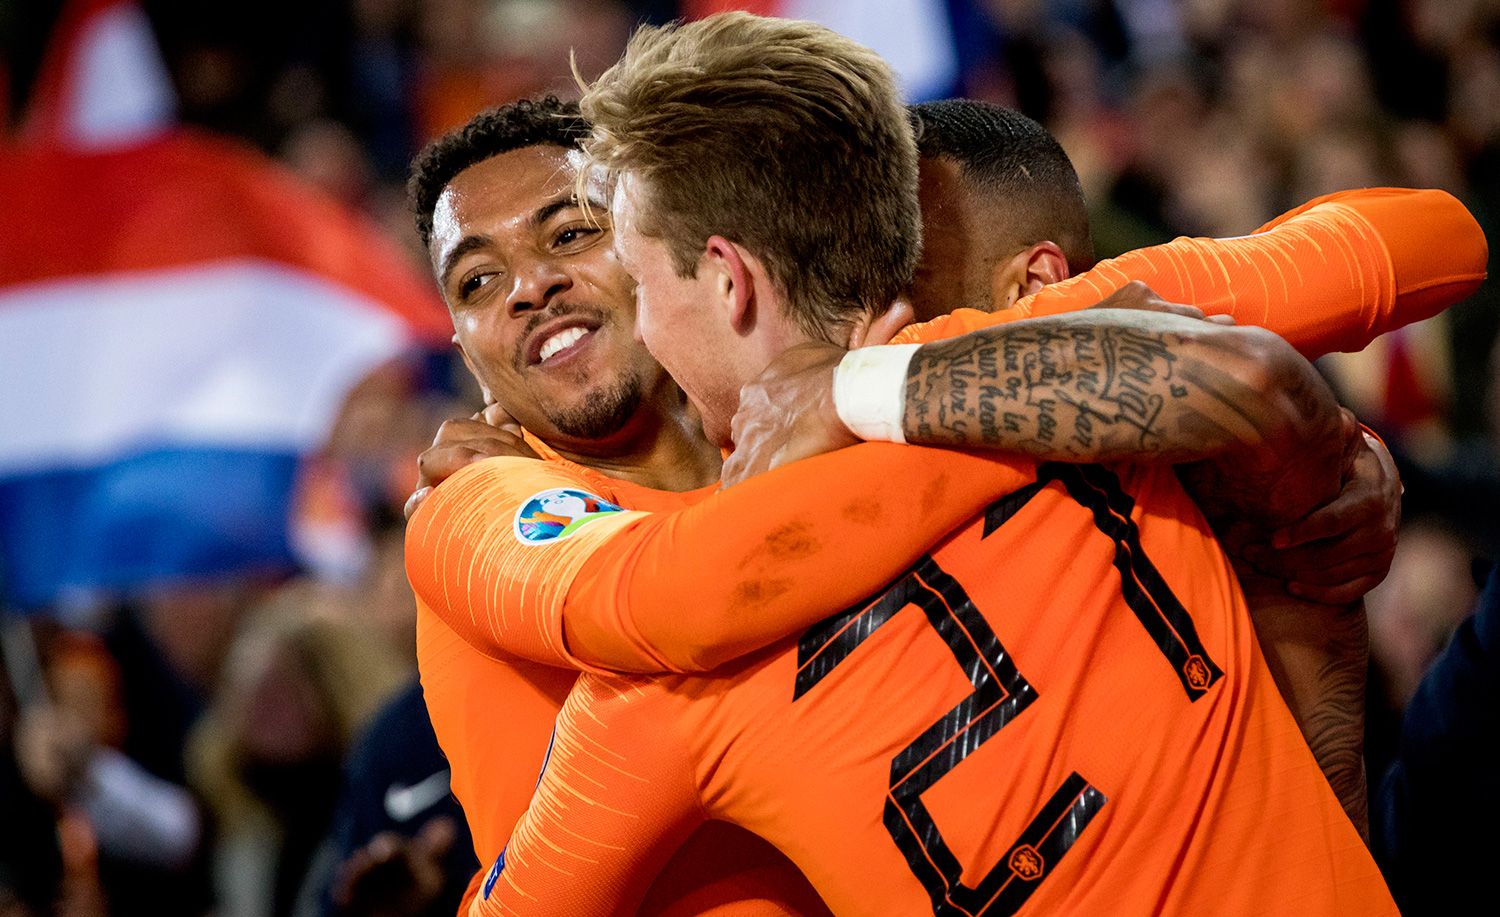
top-left (513, 488), bottom-right (626, 544)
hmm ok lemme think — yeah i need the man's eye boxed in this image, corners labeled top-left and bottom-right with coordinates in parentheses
top-left (461, 273), bottom-right (494, 298)
top-left (554, 224), bottom-right (602, 248)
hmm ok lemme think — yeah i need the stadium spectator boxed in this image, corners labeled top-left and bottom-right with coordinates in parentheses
top-left (1373, 561), bottom-right (1500, 912)
top-left (312, 681), bottom-right (478, 917)
top-left (187, 588), bottom-right (405, 917)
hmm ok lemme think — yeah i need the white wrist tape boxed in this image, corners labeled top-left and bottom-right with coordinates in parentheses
top-left (833, 344), bottom-right (919, 443)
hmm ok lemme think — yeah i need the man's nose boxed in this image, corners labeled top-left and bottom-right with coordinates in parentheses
top-left (505, 260), bottom-right (571, 316)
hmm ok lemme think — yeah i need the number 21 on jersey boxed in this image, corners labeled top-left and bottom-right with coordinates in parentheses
top-left (792, 463), bottom-right (1223, 916)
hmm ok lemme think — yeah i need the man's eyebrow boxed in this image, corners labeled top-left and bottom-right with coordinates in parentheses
top-left (439, 234), bottom-right (491, 287)
top-left (530, 196), bottom-right (579, 229)
top-left (531, 195), bottom-right (610, 230)
top-left (441, 195), bottom-right (611, 285)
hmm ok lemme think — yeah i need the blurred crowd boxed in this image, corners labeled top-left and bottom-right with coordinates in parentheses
top-left (2, 1), bottom-right (1497, 915)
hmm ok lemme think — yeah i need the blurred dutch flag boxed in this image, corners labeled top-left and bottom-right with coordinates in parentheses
top-left (0, 0), bottom-right (449, 611)
top-left (682, 0), bottom-right (962, 101)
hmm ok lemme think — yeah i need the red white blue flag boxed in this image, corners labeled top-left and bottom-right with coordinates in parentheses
top-left (0, 0), bottom-right (449, 610)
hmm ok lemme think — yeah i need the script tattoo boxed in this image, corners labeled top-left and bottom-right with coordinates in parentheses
top-left (904, 320), bottom-right (1205, 460)
top-left (1304, 606), bottom-right (1372, 841)
top-left (1237, 576), bottom-right (1372, 840)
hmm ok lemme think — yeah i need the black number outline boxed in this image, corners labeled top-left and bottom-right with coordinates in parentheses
top-left (793, 462), bottom-right (1221, 916)
top-left (983, 463), bottom-right (1223, 698)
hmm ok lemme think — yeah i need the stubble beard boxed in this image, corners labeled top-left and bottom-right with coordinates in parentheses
top-left (542, 371), bottom-right (646, 440)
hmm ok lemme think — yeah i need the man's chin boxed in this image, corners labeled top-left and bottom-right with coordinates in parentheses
top-left (538, 376), bottom-right (645, 442)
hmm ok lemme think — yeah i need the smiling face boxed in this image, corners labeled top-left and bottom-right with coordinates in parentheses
top-left (428, 144), bottom-right (668, 446)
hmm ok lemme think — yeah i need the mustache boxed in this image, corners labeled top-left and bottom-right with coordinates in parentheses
top-left (512, 303), bottom-right (613, 372)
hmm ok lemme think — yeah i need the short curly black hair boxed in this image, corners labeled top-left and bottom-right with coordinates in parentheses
top-left (407, 96), bottom-right (590, 248)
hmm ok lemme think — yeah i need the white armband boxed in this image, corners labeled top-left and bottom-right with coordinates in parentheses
top-left (833, 344), bottom-right (920, 443)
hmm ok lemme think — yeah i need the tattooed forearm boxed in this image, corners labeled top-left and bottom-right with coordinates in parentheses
top-left (1305, 638), bottom-right (1371, 841)
top-left (902, 312), bottom-right (1268, 463)
top-left (1240, 574), bottom-right (1371, 840)
top-left (901, 310), bottom-right (1353, 525)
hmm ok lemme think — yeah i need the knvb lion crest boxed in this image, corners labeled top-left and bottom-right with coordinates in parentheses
top-left (1183, 654), bottom-right (1212, 691)
top-left (513, 488), bottom-right (626, 544)
top-left (1009, 844), bottom-right (1045, 881)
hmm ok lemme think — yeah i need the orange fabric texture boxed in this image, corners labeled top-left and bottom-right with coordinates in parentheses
top-left (409, 446), bottom-right (1033, 675)
top-left (473, 335), bottom-right (1394, 913)
top-left (426, 611), bottom-right (833, 917)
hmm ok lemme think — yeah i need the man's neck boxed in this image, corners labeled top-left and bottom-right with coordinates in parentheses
top-left (548, 386), bottom-right (722, 493)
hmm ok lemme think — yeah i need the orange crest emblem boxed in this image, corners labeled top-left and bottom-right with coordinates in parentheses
top-left (1009, 844), bottom-right (1045, 881)
top-left (1183, 654), bottom-right (1211, 690)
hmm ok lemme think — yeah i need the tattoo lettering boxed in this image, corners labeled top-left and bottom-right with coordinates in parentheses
top-left (1239, 577), bottom-right (1372, 840)
top-left (902, 317), bottom-right (1220, 462)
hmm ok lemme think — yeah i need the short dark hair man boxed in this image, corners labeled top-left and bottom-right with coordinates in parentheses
top-left (910, 100), bottom-right (1094, 321)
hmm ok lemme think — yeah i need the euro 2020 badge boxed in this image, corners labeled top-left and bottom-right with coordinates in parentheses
top-left (513, 488), bottom-right (626, 544)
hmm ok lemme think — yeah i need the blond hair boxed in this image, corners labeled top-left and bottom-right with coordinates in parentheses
top-left (579, 12), bottom-right (920, 342)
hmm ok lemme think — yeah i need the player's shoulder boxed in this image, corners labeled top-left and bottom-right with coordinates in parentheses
top-left (447, 456), bottom-right (635, 542)
top-left (439, 455), bottom-right (620, 508)
top-left (1103, 461), bottom-right (1222, 551)
top-left (406, 454), bottom-right (634, 551)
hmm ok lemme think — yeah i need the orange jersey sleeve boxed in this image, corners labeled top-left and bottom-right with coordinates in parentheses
top-left (468, 673), bottom-right (704, 915)
top-left (423, 606), bottom-right (832, 917)
top-left (406, 445), bottom-right (1036, 675)
top-left (894, 187), bottom-right (1487, 357)
top-left (407, 457), bottom-right (646, 670)
top-left (466, 671), bottom-right (845, 916)
top-left (416, 603), bottom-right (574, 866)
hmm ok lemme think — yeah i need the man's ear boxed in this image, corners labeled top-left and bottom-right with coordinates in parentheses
top-left (454, 334), bottom-right (495, 404)
top-left (990, 240), bottom-right (1072, 310)
top-left (704, 235), bottom-right (756, 333)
